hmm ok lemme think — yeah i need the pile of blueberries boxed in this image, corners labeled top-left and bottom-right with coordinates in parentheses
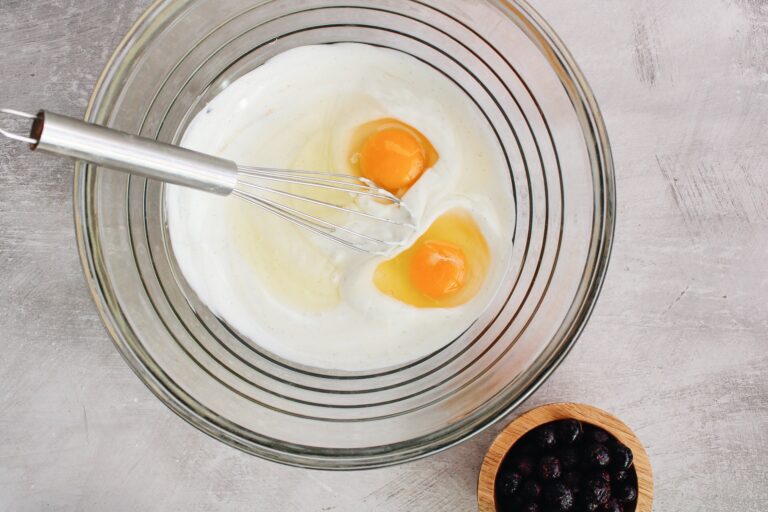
top-left (495, 419), bottom-right (638, 512)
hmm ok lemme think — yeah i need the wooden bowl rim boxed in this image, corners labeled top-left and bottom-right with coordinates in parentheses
top-left (477, 402), bottom-right (653, 511)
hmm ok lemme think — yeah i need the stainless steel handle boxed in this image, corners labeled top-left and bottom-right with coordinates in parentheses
top-left (30, 111), bottom-right (238, 195)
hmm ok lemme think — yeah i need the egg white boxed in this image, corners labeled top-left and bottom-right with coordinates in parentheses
top-left (165, 43), bottom-right (514, 371)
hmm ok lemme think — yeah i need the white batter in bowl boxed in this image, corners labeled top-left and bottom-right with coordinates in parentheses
top-left (166, 44), bottom-right (515, 370)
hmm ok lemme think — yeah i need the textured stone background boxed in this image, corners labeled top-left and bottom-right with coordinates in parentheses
top-left (1, 0), bottom-right (767, 510)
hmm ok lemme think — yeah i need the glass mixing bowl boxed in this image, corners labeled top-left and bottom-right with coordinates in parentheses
top-left (75, 0), bottom-right (614, 468)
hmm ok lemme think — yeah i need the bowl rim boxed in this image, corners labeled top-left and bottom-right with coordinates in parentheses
top-left (478, 402), bottom-right (653, 511)
top-left (72, 0), bottom-right (616, 468)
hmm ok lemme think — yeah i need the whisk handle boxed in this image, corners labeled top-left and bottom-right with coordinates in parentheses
top-left (30, 111), bottom-right (238, 195)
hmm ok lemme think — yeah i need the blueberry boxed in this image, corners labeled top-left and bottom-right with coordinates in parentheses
top-left (584, 478), bottom-right (611, 505)
top-left (560, 446), bottom-right (579, 469)
top-left (522, 480), bottom-right (542, 500)
top-left (612, 443), bottom-right (633, 470)
top-left (556, 419), bottom-right (583, 445)
top-left (497, 471), bottom-right (522, 498)
top-left (538, 456), bottom-right (562, 480)
top-left (612, 469), bottom-right (630, 483)
top-left (615, 483), bottom-right (637, 503)
top-left (535, 425), bottom-right (558, 450)
top-left (543, 482), bottom-right (575, 511)
top-left (587, 427), bottom-right (611, 444)
top-left (513, 456), bottom-right (535, 478)
top-left (521, 503), bottom-right (540, 512)
top-left (503, 494), bottom-right (524, 510)
top-left (562, 471), bottom-right (582, 494)
top-left (515, 434), bottom-right (538, 454)
top-left (602, 499), bottom-right (623, 512)
top-left (585, 500), bottom-right (601, 512)
top-left (585, 444), bottom-right (611, 468)
top-left (594, 470), bottom-right (611, 483)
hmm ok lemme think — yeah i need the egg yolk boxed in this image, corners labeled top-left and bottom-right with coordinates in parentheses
top-left (360, 128), bottom-right (424, 193)
top-left (410, 241), bottom-right (467, 299)
top-left (350, 118), bottom-right (438, 195)
top-left (374, 209), bottom-right (490, 308)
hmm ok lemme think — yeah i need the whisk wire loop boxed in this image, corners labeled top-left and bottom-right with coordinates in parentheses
top-left (232, 190), bottom-right (396, 253)
top-left (236, 176), bottom-right (412, 227)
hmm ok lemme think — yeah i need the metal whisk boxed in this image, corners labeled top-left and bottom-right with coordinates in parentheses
top-left (0, 109), bottom-right (415, 255)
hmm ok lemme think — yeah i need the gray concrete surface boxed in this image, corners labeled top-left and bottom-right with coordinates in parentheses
top-left (1, 0), bottom-right (767, 510)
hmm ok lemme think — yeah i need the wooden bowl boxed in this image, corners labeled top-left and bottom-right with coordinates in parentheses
top-left (478, 403), bottom-right (653, 511)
